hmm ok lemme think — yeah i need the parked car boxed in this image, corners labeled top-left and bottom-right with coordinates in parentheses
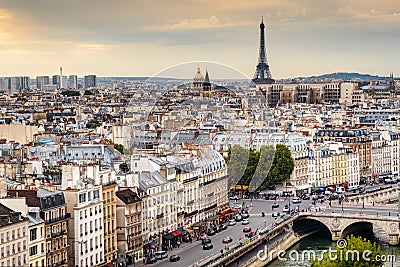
top-left (155, 251), bottom-right (168, 260)
top-left (272, 203), bottom-right (279, 208)
top-left (243, 227), bottom-right (251, 233)
top-left (272, 211), bottom-right (280, 217)
top-left (202, 239), bottom-right (212, 245)
top-left (229, 195), bottom-right (239, 200)
top-left (218, 224), bottom-right (228, 231)
top-left (242, 219), bottom-right (250, 225)
top-left (235, 215), bottom-right (242, 222)
top-left (169, 255), bottom-right (181, 262)
top-left (283, 205), bottom-right (289, 213)
top-left (228, 219), bottom-right (236, 226)
top-left (203, 243), bottom-right (213, 250)
top-left (146, 255), bottom-right (157, 264)
top-left (233, 204), bottom-right (242, 209)
top-left (207, 229), bottom-right (216, 236)
top-left (222, 236), bottom-right (233, 243)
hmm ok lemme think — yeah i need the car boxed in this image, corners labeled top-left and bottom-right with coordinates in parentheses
top-left (207, 229), bottom-right (216, 236)
top-left (202, 239), bottom-right (212, 245)
top-left (199, 234), bottom-right (208, 240)
top-left (155, 251), bottom-right (168, 260)
top-left (169, 255), bottom-right (181, 262)
top-left (235, 215), bottom-right (242, 222)
top-left (282, 205), bottom-right (289, 213)
top-left (272, 203), bottom-right (279, 209)
top-left (233, 204), bottom-right (242, 209)
top-left (302, 195), bottom-right (310, 200)
top-left (242, 219), bottom-right (250, 225)
top-left (203, 243), bottom-right (213, 250)
top-left (228, 219), bottom-right (236, 226)
top-left (218, 224), bottom-right (227, 231)
top-left (241, 212), bottom-right (249, 219)
top-left (272, 211), bottom-right (280, 217)
top-left (229, 195), bottom-right (239, 200)
top-left (245, 231), bottom-right (256, 238)
top-left (222, 236), bottom-right (233, 243)
top-left (243, 227), bottom-right (251, 233)
top-left (292, 197), bottom-right (302, 204)
top-left (146, 255), bottom-right (157, 264)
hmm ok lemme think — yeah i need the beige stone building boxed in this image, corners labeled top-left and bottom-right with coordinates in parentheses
top-left (0, 203), bottom-right (29, 267)
top-left (7, 188), bottom-right (69, 267)
top-left (116, 188), bottom-right (143, 265)
top-left (102, 182), bottom-right (118, 265)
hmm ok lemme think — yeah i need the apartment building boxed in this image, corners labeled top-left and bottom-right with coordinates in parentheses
top-left (116, 189), bottom-right (143, 265)
top-left (64, 186), bottom-right (104, 267)
top-left (0, 203), bottom-right (29, 267)
top-left (102, 182), bottom-right (118, 265)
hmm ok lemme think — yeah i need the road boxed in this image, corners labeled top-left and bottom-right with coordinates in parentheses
top-left (133, 196), bottom-right (398, 267)
top-left (136, 197), bottom-right (312, 267)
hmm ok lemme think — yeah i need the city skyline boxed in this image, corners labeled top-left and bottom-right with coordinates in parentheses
top-left (0, 0), bottom-right (399, 78)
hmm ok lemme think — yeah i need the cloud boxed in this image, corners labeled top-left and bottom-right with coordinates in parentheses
top-left (146, 16), bottom-right (249, 31)
top-left (336, 6), bottom-right (400, 23)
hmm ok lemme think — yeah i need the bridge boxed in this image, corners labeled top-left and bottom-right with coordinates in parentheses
top-left (295, 212), bottom-right (400, 245)
top-left (344, 184), bottom-right (400, 206)
top-left (201, 210), bottom-right (400, 267)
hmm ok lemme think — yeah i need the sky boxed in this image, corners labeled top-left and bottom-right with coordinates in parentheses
top-left (0, 0), bottom-right (399, 79)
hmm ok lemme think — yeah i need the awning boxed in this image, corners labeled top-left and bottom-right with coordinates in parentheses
top-left (171, 230), bottom-right (183, 237)
top-left (163, 233), bottom-right (174, 240)
top-left (186, 228), bottom-right (194, 233)
top-left (178, 228), bottom-right (187, 234)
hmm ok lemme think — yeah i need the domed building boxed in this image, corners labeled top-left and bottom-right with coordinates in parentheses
top-left (193, 66), bottom-right (204, 90)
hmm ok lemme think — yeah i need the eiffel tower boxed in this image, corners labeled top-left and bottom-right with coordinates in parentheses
top-left (252, 17), bottom-right (275, 84)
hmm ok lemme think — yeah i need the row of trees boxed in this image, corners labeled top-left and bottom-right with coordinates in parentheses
top-left (226, 144), bottom-right (294, 192)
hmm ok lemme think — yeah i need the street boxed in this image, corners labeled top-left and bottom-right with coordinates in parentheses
top-left (137, 197), bottom-right (312, 267)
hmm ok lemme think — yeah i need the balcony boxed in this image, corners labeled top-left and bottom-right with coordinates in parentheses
top-left (45, 213), bottom-right (71, 225)
top-left (51, 230), bottom-right (66, 238)
top-left (156, 213), bottom-right (164, 219)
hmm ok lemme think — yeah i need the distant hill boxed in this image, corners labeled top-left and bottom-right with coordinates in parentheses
top-left (308, 72), bottom-right (387, 80)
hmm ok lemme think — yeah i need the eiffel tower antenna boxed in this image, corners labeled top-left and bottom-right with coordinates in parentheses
top-left (252, 17), bottom-right (275, 84)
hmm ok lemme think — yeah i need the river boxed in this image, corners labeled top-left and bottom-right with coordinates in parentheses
top-left (268, 226), bottom-right (400, 267)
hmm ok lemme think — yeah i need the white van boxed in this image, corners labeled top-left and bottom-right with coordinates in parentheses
top-left (155, 251), bottom-right (168, 260)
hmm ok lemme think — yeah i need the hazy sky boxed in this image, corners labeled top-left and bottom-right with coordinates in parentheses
top-left (1, 0), bottom-right (399, 78)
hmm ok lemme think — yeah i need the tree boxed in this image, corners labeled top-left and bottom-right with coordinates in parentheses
top-left (226, 145), bottom-right (249, 189)
top-left (114, 143), bottom-right (124, 154)
top-left (310, 235), bottom-right (383, 267)
top-left (264, 144), bottom-right (294, 189)
top-left (226, 144), bottom-right (294, 191)
top-left (248, 145), bottom-right (275, 192)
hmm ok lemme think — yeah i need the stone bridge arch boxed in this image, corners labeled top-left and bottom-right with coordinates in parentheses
top-left (295, 213), bottom-right (400, 246)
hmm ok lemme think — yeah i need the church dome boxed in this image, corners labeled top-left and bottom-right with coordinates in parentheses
top-left (194, 66), bottom-right (204, 82)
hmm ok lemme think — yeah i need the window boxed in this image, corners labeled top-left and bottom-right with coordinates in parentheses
top-left (30, 229), bottom-right (37, 241)
top-left (29, 245), bottom-right (38, 256)
top-left (79, 193), bottom-right (86, 203)
top-left (93, 189), bottom-right (100, 199)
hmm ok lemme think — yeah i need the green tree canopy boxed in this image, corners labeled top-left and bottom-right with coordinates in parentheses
top-left (310, 235), bottom-right (383, 267)
top-left (226, 145), bottom-right (249, 189)
top-left (226, 144), bottom-right (294, 191)
top-left (114, 143), bottom-right (124, 154)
